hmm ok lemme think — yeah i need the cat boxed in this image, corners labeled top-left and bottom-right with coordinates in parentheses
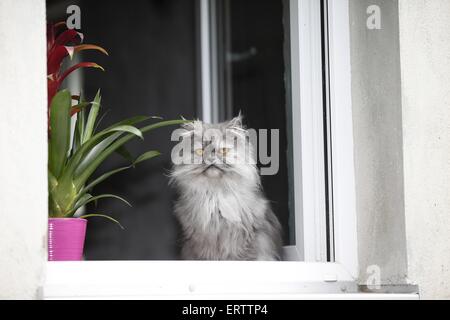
top-left (170, 115), bottom-right (282, 261)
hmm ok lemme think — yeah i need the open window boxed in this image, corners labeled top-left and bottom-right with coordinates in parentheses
top-left (45, 0), bottom-right (357, 298)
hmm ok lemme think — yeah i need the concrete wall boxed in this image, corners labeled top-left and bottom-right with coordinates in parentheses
top-left (399, 0), bottom-right (450, 299)
top-left (0, 0), bottom-right (47, 299)
top-left (350, 0), bottom-right (450, 298)
top-left (348, 0), bottom-right (408, 285)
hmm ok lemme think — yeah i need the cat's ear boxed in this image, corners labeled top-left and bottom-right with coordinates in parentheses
top-left (181, 121), bottom-right (195, 132)
top-left (181, 117), bottom-right (199, 129)
top-left (180, 118), bottom-right (202, 136)
top-left (227, 112), bottom-right (244, 129)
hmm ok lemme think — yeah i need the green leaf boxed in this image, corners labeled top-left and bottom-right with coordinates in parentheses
top-left (48, 171), bottom-right (58, 192)
top-left (73, 125), bottom-right (141, 178)
top-left (73, 193), bottom-right (92, 209)
top-left (72, 117), bottom-right (81, 154)
top-left (48, 177), bottom-right (78, 217)
top-left (102, 115), bottom-right (150, 131)
top-left (78, 214), bottom-right (124, 229)
top-left (83, 89), bottom-right (101, 143)
top-left (63, 193), bottom-right (91, 217)
top-left (133, 150), bottom-right (161, 165)
top-left (109, 125), bottom-right (143, 140)
top-left (74, 131), bottom-right (123, 177)
top-left (49, 90), bottom-right (72, 178)
top-left (70, 101), bottom-right (91, 115)
top-left (72, 105), bottom-right (87, 155)
top-left (73, 119), bottom-right (189, 189)
top-left (62, 116), bottom-right (152, 182)
top-left (76, 165), bottom-right (132, 202)
top-left (68, 193), bottom-right (131, 216)
top-left (76, 104), bottom-right (86, 145)
top-left (93, 109), bottom-right (110, 133)
top-left (116, 145), bottom-right (134, 163)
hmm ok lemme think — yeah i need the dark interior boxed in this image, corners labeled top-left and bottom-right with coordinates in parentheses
top-left (47, 0), bottom-right (294, 260)
top-left (222, 0), bottom-right (292, 245)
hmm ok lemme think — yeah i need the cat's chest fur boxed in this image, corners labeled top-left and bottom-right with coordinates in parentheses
top-left (176, 185), bottom-right (262, 260)
top-left (184, 184), bottom-right (260, 229)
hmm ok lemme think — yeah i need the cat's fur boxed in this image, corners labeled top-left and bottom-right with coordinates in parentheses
top-left (170, 115), bottom-right (282, 260)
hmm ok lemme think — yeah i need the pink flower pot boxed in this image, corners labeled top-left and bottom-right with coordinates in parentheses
top-left (48, 218), bottom-right (87, 261)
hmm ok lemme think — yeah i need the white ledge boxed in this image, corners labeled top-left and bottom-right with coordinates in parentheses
top-left (43, 261), bottom-right (418, 299)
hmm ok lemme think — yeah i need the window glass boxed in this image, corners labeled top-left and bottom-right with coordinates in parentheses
top-left (47, 0), bottom-right (300, 260)
top-left (213, 0), bottom-right (295, 246)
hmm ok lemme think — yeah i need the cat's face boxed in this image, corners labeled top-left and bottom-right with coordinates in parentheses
top-left (171, 115), bottom-right (258, 185)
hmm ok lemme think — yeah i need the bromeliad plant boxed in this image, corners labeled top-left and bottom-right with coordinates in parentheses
top-left (47, 22), bottom-right (187, 226)
top-left (48, 90), bottom-right (185, 226)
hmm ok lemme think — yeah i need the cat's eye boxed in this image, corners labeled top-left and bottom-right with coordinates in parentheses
top-left (218, 147), bottom-right (230, 156)
top-left (194, 148), bottom-right (204, 156)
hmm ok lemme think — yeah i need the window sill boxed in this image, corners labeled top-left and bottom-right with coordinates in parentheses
top-left (43, 261), bottom-right (418, 300)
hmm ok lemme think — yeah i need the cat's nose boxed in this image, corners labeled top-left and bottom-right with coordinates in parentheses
top-left (204, 153), bottom-right (219, 165)
top-left (204, 156), bottom-right (216, 165)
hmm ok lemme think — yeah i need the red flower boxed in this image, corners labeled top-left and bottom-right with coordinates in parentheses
top-left (47, 22), bottom-right (108, 132)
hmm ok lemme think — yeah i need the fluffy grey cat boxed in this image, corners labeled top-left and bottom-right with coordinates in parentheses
top-left (170, 115), bottom-right (282, 261)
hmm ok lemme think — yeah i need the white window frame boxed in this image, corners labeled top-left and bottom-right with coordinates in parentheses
top-left (44, 0), bottom-right (358, 299)
top-left (283, 0), bottom-right (358, 274)
top-left (284, 0), bottom-right (329, 262)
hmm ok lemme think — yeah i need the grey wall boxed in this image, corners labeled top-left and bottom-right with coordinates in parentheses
top-left (348, 0), bottom-right (408, 285)
top-left (399, 0), bottom-right (450, 299)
